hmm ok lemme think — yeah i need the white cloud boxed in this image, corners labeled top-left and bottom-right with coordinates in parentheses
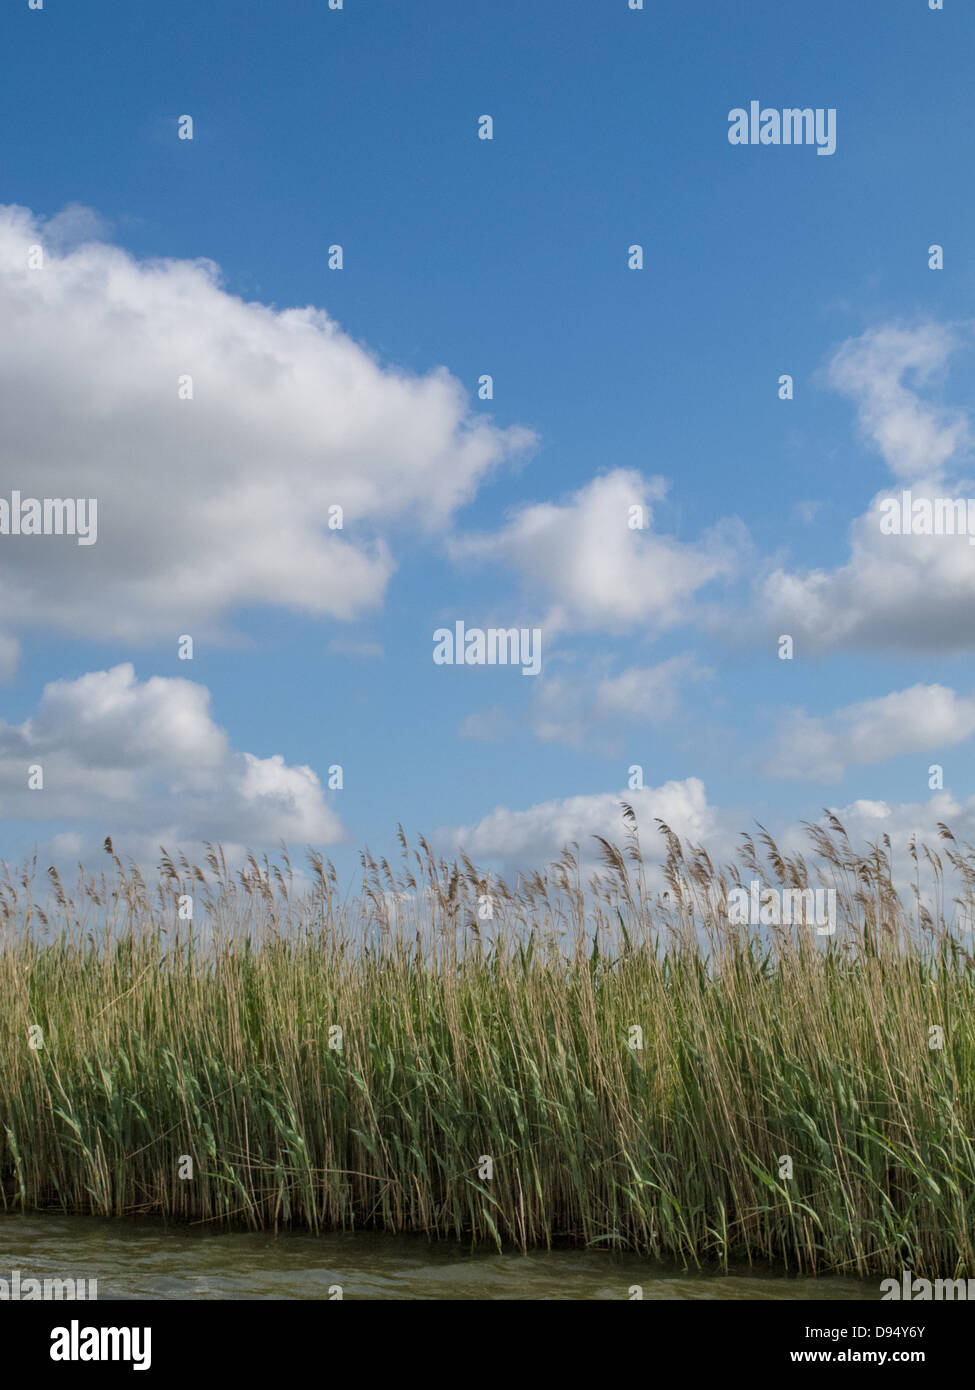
top-left (0, 663), bottom-right (344, 846)
top-left (531, 653), bottom-right (711, 747)
top-left (773, 790), bottom-right (975, 909)
top-left (826, 323), bottom-right (968, 483)
top-left (760, 323), bottom-right (975, 652)
top-left (441, 776), bottom-right (722, 871)
top-left (767, 683), bottom-right (975, 783)
top-left (762, 493), bottom-right (975, 652)
top-left (798, 790), bottom-right (966, 855)
top-left (440, 778), bottom-right (975, 921)
top-left (450, 469), bottom-right (745, 636)
top-left (0, 203), bottom-right (532, 665)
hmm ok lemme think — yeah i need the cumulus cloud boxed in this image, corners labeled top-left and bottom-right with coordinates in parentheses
top-left (439, 777), bottom-right (975, 920)
top-left (766, 683), bottom-right (975, 783)
top-left (792, 790), bottom-right (970, 859)
top-left (531, 653), bottom-right (711, 747)
top-left (761, 506), bottom-right (975, 653)
top-left (441, 776), bottom-right (724, 872)
top-left (449, 470), bottom-right (745, 636)
top-left (456, 654), bottom-right (711, 750)
top-left (772, 790), bottom-right (975, 912)
top-left (0, 203), bottom-right (532, 665)
top-left (826, 323), bottom-right (968, 483)
top-left (0, 663), bottom-right (344, 846)
top-left (761, 322), bottom-right (975, 653)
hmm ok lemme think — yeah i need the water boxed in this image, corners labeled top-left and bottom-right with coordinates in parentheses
top-left (0, 1215), bottom-right (882, 1300)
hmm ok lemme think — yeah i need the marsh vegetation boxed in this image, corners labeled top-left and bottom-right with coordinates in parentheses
top-left (1, 812), bottom-right (973, 1277)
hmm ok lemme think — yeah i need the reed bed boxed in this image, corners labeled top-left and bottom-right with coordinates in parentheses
top-left (1, 811), bottom-right (974, 1277)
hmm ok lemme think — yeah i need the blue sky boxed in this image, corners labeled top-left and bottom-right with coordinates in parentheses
top-left (0, 0), bottom-right (973, 890)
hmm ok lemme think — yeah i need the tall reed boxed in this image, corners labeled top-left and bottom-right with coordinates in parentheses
top-left (1, 814), bottom-right (973, 1276)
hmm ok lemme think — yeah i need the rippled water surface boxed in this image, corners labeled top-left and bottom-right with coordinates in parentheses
top-left (0, 1215), bottom-right (883, 1300)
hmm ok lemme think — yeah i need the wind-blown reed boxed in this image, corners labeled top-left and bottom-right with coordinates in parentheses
top-left (1, 812), bottom-right (973, 1276)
